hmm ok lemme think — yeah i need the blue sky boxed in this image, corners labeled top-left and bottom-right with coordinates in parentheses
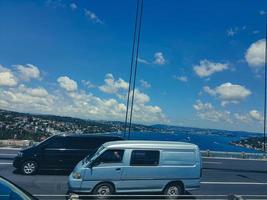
top-left (0, 0), bottom-right (266, 132)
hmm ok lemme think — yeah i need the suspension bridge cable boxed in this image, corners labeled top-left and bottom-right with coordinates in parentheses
top-left (264, 15), bottom-right (267, 153)
top-left (123, 0), bottom-right (140, 138)
top-left (128, 0), bottom-right (144, 139)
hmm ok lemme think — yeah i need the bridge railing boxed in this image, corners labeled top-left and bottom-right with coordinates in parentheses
top-left (201, 150), bottom-right (267, 160)
top-left (1, 147), bottom-right (266, 160)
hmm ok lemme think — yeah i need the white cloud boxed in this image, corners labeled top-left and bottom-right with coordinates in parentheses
top-left (259, 10), bottom-right (266, 15)
top-left (234, 113), bottom-right (249, 124)
top-left (84, 9), bottom-right (103, 24)
top-left (140, 80), bottom-right (151, 88)
top-left (203, 83), bottom-right (251, 106)
top-left (15, 64), bottom-right (41, 81)
top-left (153, 52), bottom-right (166, 65)
top-left (70, 3), bottom-right (77, 10)
top-left (193, 59), bottom-right (229, 78)
top-left (193, 100), bottom-right (263, 131)
top-left (227, 27), bottom-right (238, 37)
top-left (133, 89), bottom-right (150, 104)
top-left (99, 73), bottom-right (129, 94)
top-left (193, 100), bottom-right (232, 123)
top-left (81, 80), bottom-right (95, 88)
top-left (45, 0), bottom-right (65, 8)
top-left (253, 30), bottom-right (260, 35)
top-left (193, 100), bottom-right (213, 111)
top-left (0, 71), bottom-right (166, 124)
top-left (0, 84), bottom-right (55, 114)
top-left (0, 65), bottom-right (18, 87)
top-left (245, 39), bottom-right (265, 68)
top-left (175, 76), bottom-right (188, 82)
top-left (233, 110), bottom-right (263, 124)
top-left (18, 85), bottom-right (49, 97)
top-left (249, 110), bottom-right (263, 121)
top-left (203, 85), bottom-right (216, 96)
top-left (57, 76), bottom-right (78, 92)
top-left (138, 58), bottom-right (149, 64)
top-left (0, 71), bottom-right (17, 87)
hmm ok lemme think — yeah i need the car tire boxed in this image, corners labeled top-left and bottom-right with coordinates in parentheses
top-left (164, 183), bottom-right (183, 199)
top-left (21, 160), bottom-right (38, 175)
top-left (92, 183), bottom-right (115, 199)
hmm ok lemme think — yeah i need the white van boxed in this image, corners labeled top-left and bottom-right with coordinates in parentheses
top-left (68, 140), bottom-right (202, 199)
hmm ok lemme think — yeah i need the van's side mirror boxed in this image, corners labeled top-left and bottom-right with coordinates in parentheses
top-left (87, 162), bottom-right (93, 169)
top-left (87, 160), bottom-right (95, 168)
top-left (88, 159), bottom-right (100, 168)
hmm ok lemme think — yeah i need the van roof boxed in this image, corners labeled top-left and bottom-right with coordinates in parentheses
top-left (103, 140), bottom-right (198, 150)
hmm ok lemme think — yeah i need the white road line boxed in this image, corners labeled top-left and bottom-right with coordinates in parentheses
top-left (0, 153), bottom-right (16, 156)
top-left (201, 181), bottom-right (267, 185)
top-left (0, 163), bottom-right (12, 165)
top-left (0, 147), bottom-right (21, 150)
top-left (203, 161), bottom-right (222, 164)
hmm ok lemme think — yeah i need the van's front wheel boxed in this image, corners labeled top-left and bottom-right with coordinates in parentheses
top-left (164, 183), bottom-right (183, 199)
top-left (93, 183), bottom-right (115, 199)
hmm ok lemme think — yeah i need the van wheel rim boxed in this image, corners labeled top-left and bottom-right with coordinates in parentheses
top-left (97, 186), bottom-right (110, 197)
top-left (23, 162), bottom-right (36, 174)
top-left (167, 186), bottom-right (179, 196)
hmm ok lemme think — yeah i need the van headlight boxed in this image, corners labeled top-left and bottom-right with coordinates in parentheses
top-left (72, 172), bottom-right (81, 179)
top-left (17, 152), bottom-right (23, 157)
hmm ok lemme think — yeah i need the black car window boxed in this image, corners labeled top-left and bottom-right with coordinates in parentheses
top-left (130, 150), bottom-right (160, 166)
top-left (95, 149), bottom-right (124, 164)
top-left (69, 137), bottom-right (110, 149)
top-left (45, 137), bottom-right (69, 149)
top-left (68, 137), bottom-right (93, 149)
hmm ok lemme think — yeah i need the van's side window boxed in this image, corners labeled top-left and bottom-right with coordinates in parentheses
top-left (130, 150), bottom-right (160, 166)
top-left (96, 150), bottom-right (124, 164)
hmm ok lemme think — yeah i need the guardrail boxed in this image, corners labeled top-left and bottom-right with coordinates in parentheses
top-left (201, 150), bottom-right (267, 160)
top-left (1, 147), bottom-right (267, 161)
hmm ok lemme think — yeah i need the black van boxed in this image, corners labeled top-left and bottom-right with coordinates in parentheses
top-left (13, 134), bottom-right (123, 175)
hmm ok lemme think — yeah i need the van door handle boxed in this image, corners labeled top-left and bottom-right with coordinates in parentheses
top-left (115, 168), bottom-right (121, 171)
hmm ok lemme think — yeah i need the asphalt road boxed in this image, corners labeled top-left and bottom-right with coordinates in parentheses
top-left (1, 149), bottom-right (267, 200)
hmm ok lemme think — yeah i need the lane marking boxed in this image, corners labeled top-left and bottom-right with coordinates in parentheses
top-left (203, 161), bottom-right (222, 164)
top-left (201, 181), bottom-right (267, 185)
top-left (0, 147), bottom-right (21, 150)
top-left (0, 153), bottom-right (17, 156)
top-left (0, 163), bottom-right (12, 165)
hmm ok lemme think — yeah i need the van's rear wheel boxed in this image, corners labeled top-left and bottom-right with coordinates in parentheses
top-left (93, 183), bottom-right (114, 199)
top-left (21, 160), bottom-right (38, 175)
top-left (164, 183), bottom-right (183, 199)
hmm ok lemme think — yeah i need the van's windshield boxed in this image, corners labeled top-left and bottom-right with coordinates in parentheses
top-left (35, 135), bottom-right (55, 147)
top-left (84, 145), bottom-right (105, 164)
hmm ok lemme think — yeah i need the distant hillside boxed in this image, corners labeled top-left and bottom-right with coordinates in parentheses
top-left (0, 109), bottom-right (164, 141)
top-left (0, 109), bottom-right (261, 142)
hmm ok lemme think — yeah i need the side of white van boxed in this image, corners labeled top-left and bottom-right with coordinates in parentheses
top-left (68, 141), bottom-right (202, 199)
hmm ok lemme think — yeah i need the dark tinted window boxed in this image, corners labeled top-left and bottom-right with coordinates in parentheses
top-left (46, 137), bottom-right (69, 149)
top-left (130, 150), bottom-right (160, 166)
top-left (69, 137), bottom-right (99, 149)
top-left (71, 136), bottom-right (122, 149)
top-left (96, 149), bottom-right (124, 164)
